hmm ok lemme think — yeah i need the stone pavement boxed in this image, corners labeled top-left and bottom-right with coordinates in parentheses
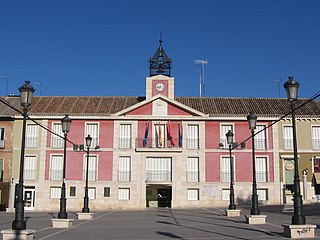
top-left (0, 204), bottom-right (320, 239)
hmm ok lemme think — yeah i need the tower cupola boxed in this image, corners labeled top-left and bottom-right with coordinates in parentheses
top-left (149, 35), bottom-right (172, 77)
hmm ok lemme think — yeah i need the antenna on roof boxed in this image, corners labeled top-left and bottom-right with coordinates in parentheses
top-left (34, 81), bottom-right (42, 96)
top-left (195, 59), bottom-right (208, 97)
top-left (0, 74), bottom-right (8, 96)
top-left (274, 78), bottom-right (282, 98)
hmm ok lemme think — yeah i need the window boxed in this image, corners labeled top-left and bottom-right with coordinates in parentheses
top-left (84, 155), bottom-right (97, 181)
top-left (220, 125), bottom-right (233, 148)
top-left (283, 126), bottom-right (293, 150)
top-left (85, 123), bottom-right (99, 147)
top-left (50, 155), bottom-right (63, 180)
top-left (0, 158), bottom-right (3, 181)
top-left (104, 187), bottom-right (110, 197)
top-left (50, 187), bottom-right (61, 198)
top-left (26, 124), bottom-right (38, 148)
top-left (187, 125), bottom-right (199, 149)
top-left (257, 189), bottom-right (268, 201)
top-left (313, 157), bottom-right (320, 173)
top-left (256, 157), bottom-right (268, 182)
top-left (0, 127), bottom-right (4, 148)
top-left (24, 156), bottom-right (36, 180)
top-left (312, 126), bottom-right (320, 150)
top-left (119, 124), bottom-right (131, 148)
top-left (187, 189), bottom-right (199, 200)
top-left (255, 125), bottom-right (267, 150)
top-left (118, 156), bottom-right (131, 181)
top-left (187, 157), bottom-right (199, 182)
top-left (70, 186), bottom-right (76, 196)
top-left (222, 189), bottom-right (230, 200)
top-left (52, 123), bottom-right (63, 148)
top-left (88, 187), bottom-right (96, 200)
top-left (118, 188), bottom-right (130, 200)
top-left (284, 159), bottom-right (295, 193)
top-left (146, 157), bottom-right (171, 182)
top-left (220, 156), bottom-right (235, 183)
top-left (153, 124), bottom-right (165, 148)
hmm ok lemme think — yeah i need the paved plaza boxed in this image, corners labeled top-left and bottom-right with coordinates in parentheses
top-left (0, 204), bottom-right (320, 239)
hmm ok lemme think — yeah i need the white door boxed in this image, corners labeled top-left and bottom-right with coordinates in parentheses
top-left (24, 187), bottom-right (35, 210)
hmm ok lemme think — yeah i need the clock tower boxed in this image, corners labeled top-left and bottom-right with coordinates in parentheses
top-left (146, 37), bottom-right (175, 100)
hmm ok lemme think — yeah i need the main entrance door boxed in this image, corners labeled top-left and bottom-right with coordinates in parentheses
top-left (157, 188), bottom-right (171, 208)
top-left (146, 185), bottom-right (172, 208)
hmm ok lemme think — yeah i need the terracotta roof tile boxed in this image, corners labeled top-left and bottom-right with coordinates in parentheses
top-left (1, 96), bottom-right (319, 118)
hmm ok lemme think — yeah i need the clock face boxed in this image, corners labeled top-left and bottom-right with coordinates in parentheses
top-left (155, 82), bottom-right (165, 92)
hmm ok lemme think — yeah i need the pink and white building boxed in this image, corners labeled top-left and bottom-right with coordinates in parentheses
top-left (4, 40), bottom-right (320, 211)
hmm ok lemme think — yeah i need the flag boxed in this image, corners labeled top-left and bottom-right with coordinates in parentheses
top-left (154, 125), bottom-right (159, 147)
top-left (167, 121), bottom-right (175, 147)
top-left (158, 122), bottom-right (162, 147)
top-left (143, 121), bottom-right (150, 147)
top-left (178, 123), bottom-right (183, 147)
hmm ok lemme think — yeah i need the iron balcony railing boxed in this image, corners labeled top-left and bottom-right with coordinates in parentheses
top-left (83, 170), bottom-right (97, 181)
top-left (118, 171), bottom-right (131, 182)
top-left (186, 171), bottom-right (200, 182)
top-left (146, 170), bottom-right (171, 182)
top-left (136, 138), bottom-right (180, 149)
top-left (50, 170), bottom-right (63, 180)
top-left (24, 169), bottom-right (36, 180)
top-left (283, 139), bottom-right (293, 150)
top-left (312, 139), bottom-right (320, 150)
top-left (118, 138), bottom-right (132, 149)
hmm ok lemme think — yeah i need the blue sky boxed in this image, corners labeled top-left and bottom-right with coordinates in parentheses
top-left (0, 0), bottom-right (319, 99)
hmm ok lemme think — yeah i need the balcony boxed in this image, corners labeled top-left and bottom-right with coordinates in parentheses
top-left (83, 170), bottom-right (97, 181)
top-left (118, 171), bottom-right (131, 182)
top-left (312, 139), bottom-right (320, 150)
top-left (118, 138), bottom-right (132, 149)
top-left (283, 139), bottom-right (293, 150)
top-left (24, 169), bottom-right (36, 180)
top-left (186, 171), bottom-right (200, 182)
top-left (0, 140), bottom-right (4, 149)
top-left (50, 170), bottom-right (63, 180)
top-left (146, 170), bottom-right (171, 182)
top-left (135, 138), bottom-right (182, 152)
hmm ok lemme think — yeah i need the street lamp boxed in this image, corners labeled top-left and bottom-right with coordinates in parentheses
top-left (12, 81), bottom-right (35, 230)
top-left (58, 115), bottom-right (72, 219)
top-left (82, 135), bottom-right (92, 213)
top-left (247, 111), bottom-right (260, 215)
top-left (283, 76), bottom-right (306, 225)
top-left (226, 130), bottom-right (236, 210)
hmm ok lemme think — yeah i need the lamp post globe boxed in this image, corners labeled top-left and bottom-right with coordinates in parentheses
top-left (82, 135), bottom-right (92, 213)
top-left (58, 115), bottom-right (72, 219)
top-left (226, 130), bottom-right (236, 210)
top-left (12, 81), bottom-right (35, 230)
top-left (283, 76), bottom-right (306, 225)
top-left (19, 81), bottom-right (35, 108)
top-left (247, 111), bottom-right (260, 215)
top-left (284, 76), bottom-right (299, 101)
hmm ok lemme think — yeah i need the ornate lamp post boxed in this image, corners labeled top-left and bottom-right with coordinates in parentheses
top-left (226, 130), bottom-right (236, 210)
top-left (247, 111), bottom-right (260, 215)
top-left (82, 135), bottom-right (92, 213)
top-left (58, 115), bottom-right (72, 219)
top-left (284, 76), bottom-right (306, 225)
top-left (12, 81), bottom-right (35, 230)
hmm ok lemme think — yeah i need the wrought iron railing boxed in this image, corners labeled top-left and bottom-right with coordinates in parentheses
top-left (146, 170), bottom-right (171, 182)
top-left (136, 138), bottom-right (180, 149)
top-left (186, 171), bottom-right (200, 182)
top-left (50, 170), bottom-right (63, 180)
top-left (118, 171), bottom-right (131, 181)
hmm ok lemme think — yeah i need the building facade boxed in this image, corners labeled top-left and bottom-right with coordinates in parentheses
top-left (1, 40), bottom-right (320, 212)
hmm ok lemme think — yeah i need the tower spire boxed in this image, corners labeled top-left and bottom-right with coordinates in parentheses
top-left (149, 34), bottom-right (172, 77)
